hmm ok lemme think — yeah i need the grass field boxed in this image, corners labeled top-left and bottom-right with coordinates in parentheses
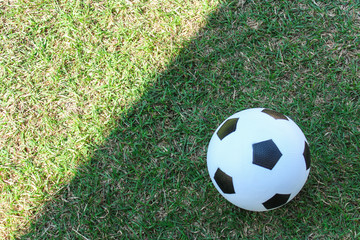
top-left (1, 0), bottom-right (359, 239)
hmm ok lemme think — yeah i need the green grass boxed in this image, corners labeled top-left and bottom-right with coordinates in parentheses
top-left (1, 0), bottom-right (359, 239)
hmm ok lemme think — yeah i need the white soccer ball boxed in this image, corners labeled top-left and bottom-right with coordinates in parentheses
top-left (207, 108), bottom-right (311, 211)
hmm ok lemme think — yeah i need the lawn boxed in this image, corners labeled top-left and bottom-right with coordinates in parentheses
top-left (1, 0), bottom-right (359, 239)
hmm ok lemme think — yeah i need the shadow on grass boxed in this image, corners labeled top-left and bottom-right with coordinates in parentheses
top-left (20, 1), bottom-right (360, 239)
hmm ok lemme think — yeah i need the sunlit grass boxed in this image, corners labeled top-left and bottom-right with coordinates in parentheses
top-left (0, 0), bottom-right (217, 237)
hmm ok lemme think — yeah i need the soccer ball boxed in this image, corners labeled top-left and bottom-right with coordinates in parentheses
top-left (207, 108), bottom-right (311, 211)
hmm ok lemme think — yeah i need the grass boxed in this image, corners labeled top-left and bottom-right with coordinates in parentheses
top-left (1, 0), bottom-right (359, 239)
top-left (0, 0), bottom-right (216, 237)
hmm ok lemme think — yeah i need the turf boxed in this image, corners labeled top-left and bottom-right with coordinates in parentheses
top-left (1, 0), bottom-right (359, 239)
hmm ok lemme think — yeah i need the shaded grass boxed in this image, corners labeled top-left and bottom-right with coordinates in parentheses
top-left (1, 0), bottom-right (360, 239)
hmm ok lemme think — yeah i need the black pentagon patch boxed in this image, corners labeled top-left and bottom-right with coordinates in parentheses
top-left (262, 193), bottom-right (291, 210)
top-left (214, 168), bottom-right (235, 194)
top-left (261, 109), bottom-right (288, 120)
top-left (303, 142), bottom-right (311, 170)
top-left (217, 118), bottom-right (239, 140)
top-left (252, 139), bottom-right (282, 170)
